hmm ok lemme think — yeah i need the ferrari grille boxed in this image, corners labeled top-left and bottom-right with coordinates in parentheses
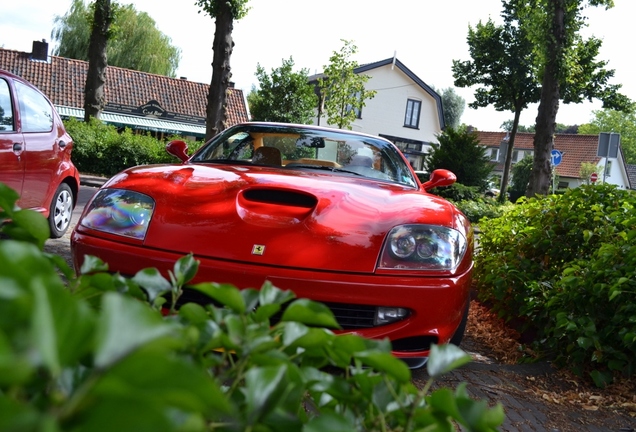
top-left (175, 290), bottom-right (380, 329)
top-left (321, 302), bottom-right (377, 329)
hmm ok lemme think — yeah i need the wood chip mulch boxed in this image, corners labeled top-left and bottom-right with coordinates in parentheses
top-left (466, 299), bottom-right (636, 417)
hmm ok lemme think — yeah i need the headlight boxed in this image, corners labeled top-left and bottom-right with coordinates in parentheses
top-left (378, 224), bottom-right (467, 271)
top-left (80, 189), bottom-right (155, 240)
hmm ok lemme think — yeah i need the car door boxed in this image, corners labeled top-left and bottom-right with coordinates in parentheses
top-left (0, 75), bottom-right (25, 196)
top-left (13, 78), bottom-right (57, 211)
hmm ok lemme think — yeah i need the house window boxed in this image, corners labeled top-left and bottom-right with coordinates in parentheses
top-left (512, 150), bottom-right (519, 162)
top-left (490, 148), bottom-right (499, 162)
top-left (605, 161), bottom-right (612, 177)
top-left (404, 99), bottom-right (421, 128)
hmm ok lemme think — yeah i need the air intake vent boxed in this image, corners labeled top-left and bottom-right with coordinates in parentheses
top-left (243, 189), bottom-right (317, 208)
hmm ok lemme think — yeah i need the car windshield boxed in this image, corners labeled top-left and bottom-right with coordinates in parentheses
top-left (190, 123), bottom-right (418, 187)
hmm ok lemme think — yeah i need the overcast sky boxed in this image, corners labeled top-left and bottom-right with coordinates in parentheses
top-left (1, 0), bottom-right (633, 131)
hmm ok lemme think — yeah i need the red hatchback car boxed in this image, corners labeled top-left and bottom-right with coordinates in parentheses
top-left (0, 69), bottom-right (80, 238)
top-left (71, 122), bottom-right (473, 368)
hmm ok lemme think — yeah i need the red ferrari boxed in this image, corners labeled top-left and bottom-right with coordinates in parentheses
top-left (71, 122), bottom-right (473, 368)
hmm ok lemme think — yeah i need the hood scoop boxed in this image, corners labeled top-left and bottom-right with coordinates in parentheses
top-left (237, 188), bottom-right (318, 227)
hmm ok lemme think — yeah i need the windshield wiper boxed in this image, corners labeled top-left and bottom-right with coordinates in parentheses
top-left (285, 164), bottom-right (364, 176)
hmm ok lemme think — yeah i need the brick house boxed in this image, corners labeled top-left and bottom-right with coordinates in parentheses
top-left (476, 131), bottom-right (632, 190)
top-left (0, 41), bottom-right (249, 140)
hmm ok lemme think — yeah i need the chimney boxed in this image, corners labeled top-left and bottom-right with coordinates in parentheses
top-left (31, 40), bottom-right (49, 61)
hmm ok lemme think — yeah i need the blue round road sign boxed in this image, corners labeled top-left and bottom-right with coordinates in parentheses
top-left (551, 149), bottom-right (563, 166)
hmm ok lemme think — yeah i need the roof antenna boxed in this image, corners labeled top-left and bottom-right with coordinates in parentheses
top-left (391, 51), bottom-right (397, 70)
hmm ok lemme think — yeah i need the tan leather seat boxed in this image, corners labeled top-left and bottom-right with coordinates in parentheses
top-left (252, 147), bottom-right (282, 166)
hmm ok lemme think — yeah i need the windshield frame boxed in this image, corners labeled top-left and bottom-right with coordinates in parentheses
top-left (189, 123), bottom-right (418, 188)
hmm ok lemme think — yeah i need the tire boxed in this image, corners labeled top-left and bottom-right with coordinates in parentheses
top-left (49, 183), bottom-right (74, 238)
top-left (449, 301), bottom-right (470, 346)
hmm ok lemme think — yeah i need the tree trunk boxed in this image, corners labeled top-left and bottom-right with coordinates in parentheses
top-left (526, 0), bottom-right (565, 197)
top-left (499, 108), bottom-right (521, 203)
top-left (84, 0), bottom-right (112, 121)
top-left (205, 0), bottom-right (234, 141)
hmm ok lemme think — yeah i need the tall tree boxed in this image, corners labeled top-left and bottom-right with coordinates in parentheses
top-left (195, 0), bottom-right (250, 141)
top-left (440, 87), bottom-right (466, 129)
top-left (424, 127), bottom-right (493, 188)
top-left (516, 0), bottom-right (632, 196)
top-left (509, 154), bottom-right (533, 202)
top-left (452, 6), bottom-right (540, 203)
top-left (579, 109), bottom-right (636, 164)
top-left (84, 0), bottom-right (113, 121)
top-left (318, 40), bottom-right (376, 130)
top-left (247, 57), bottom-right (318, 124)
top-left (52, 0), bottom-right (181, 77)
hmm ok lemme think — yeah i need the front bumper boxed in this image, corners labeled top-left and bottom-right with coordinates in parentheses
top-left (71, 230), bottom-right (472, 360)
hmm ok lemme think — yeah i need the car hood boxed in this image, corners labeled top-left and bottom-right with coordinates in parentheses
top-left (101, 164), bottom-right (466, 273)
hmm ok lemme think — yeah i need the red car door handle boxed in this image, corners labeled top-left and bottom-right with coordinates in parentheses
top-left (13, 142), bottom-right (22, 152)
top-left (59, 140), bottom-right (67, 148)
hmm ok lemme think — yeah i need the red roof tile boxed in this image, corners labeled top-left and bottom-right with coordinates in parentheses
top-left (474, 131), bottom-right (602, 178)
top-left (0, 47), bottom-right (249, 128)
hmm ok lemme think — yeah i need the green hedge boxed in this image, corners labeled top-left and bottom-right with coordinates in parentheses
top-left (474, 184), bottom-right (636, 386)
top-left (64, 118), bottom-right (202, 177)
top-left (430, 183), bottom-right (511, 223)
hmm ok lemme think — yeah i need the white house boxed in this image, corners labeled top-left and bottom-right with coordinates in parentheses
top-left (310, 58), bottom-right (444, 171)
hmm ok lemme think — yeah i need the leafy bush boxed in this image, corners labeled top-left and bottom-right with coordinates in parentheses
top-left (0, 182), bottom-right (504, 431)
top-left (64, 118), bottom-right (202, 177)
top-left (474, 184), bottom-right (636, 386)
top-left (454, 199), bottom-right (512, 224)
top-left (423, 127), bottom-right (493, 188)
top-left (430, 183), bottom-right (511, 223)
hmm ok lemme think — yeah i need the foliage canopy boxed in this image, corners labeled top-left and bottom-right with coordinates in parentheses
top-left (424, 127), bottom-right (493, 189)
top-left (52, 0), bottom-right (181, 77)
top-left (439, 87), bottom-right (466, 129)
top-left (579, 109), bottom-right (636, 165)
top-left (247, 57), bottom-right (318, 124)
top-left (318, 40), bottom-right (376, 130)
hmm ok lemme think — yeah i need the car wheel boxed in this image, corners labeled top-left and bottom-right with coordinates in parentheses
top-left (449, 301), bottom-right (470, 346)
top-left (49, 183), bottom-right (74, 238)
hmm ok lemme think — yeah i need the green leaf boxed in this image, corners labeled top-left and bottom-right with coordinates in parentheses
top-left (280, 322), bottom-right (334, 350)
top-left (304, 410), bottom-right (355, 432)
top-left (11, 209), bottom-right (50, 248)
top-left (577, 336), bottom-right (593, 349)
top-left (354, 351), bottom-right (411, 383)
top-left (189, 282), bottom-right (245, 313)
top-left (590, 369), bottom-right (613, 388)
top-left (0, 182), bottom-right (20, 214)
top-left (259, 281), bottom-right (295, 306)
top-left (0, 332), bottom-right (33, 385)
top-left (79, 255), bottom-right (109, 274)
top-left (94, 293), bottom-right (177, 368)
top-left (426, 344), bottom-right (471, 378)
top-left (171, 254), bottom-right (199, 287)
top-left (244, 365), bottom-right (287, 425)
top-left (280, 299), bottom-right (340, 329)
top-left (132, 268), bottom-right (172, 304)
top-left (93, 347), bottom-right (231, 416)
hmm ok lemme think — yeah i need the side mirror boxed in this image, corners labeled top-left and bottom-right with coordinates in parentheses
top-left (166, 140), bottom-right (189, 162)
top-left (421, 169), bottom-right (456, 191)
